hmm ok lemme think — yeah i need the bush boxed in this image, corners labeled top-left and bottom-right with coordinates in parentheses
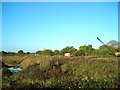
top-left (39, 59), bottom-right (50, 72)
top-left (61, 64), bottom-right (72, 74)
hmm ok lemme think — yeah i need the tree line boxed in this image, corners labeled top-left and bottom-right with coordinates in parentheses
top-left (1, 40), bottom-right (120, 56)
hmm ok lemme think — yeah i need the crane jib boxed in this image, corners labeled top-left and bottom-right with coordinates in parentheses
top-left (97, 37), bottom-right (106, 45)
top-left (97, 37), bottom-right (116, 57)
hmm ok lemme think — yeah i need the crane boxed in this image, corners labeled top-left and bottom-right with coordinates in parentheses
top-left (97, 37), bottom-right (119, 57)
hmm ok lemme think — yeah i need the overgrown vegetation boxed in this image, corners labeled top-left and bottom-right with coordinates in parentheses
top-left (1, 40), bottom-right (120, 89)
top-left (2, 55), bottom-right (119, 89)
top-left (1, 40), bottom-right (120, 57)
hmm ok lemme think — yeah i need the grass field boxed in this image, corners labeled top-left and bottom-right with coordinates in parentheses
top-left (1, 55), bottom-right (119, 89)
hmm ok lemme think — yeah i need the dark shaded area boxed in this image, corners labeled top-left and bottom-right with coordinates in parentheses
top-left (1, 60), bottom-right (13, 76)
top-left (1, 61), bottom-right (12, 68)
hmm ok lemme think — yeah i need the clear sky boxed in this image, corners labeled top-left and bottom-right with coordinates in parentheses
top-left (2, 2), bottom-right (118, 52)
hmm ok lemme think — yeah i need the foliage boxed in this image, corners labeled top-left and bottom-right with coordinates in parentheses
top-left (2, 40), bottom-right (120, 57)
top-left (1, 51), bottom-right (16, 56)
top-left (2, 55), bottom-right (119, 89)
top-left (43, 49), bottom-right (54, 56)
top-left (2, 40), bottom-right (120, 89)
top-left (60, 46), bottom-right (77, 55)
top-left (99, 45), bottom-right (116, 56)
top-left (26, 52), bottom-right (30, 54)
top-left (36, 50), bottom-right (43, 55)
top-left (1, 51), bottom-right (8, 54)
top-left (53, 50), bottom-right (59, 55)
top-left (36, 49), bottom-right (53, 56)
top-left (59, 40), bottom-right (119, 56)
top-left (79, 45), bottom-right (95, 56)
top-left (61, 63), bottom-right (72, 74)
top-left (39, 59), bottom-right (50, 72)
top-left (18, 50), bottom-right (24, 55)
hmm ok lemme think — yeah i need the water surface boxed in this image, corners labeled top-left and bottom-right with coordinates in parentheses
top-left (8, 67), bottom-right (22, 72)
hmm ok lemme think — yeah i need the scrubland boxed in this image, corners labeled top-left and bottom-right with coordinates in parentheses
top-left (1, 54), bottom-right (119, 89)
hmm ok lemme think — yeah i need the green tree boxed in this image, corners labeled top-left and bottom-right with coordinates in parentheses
top-left (26, 52), bottom-right (30, 54)
top-left (8, 52), bottom-right (16, 55)
top-left (1, 51), bottom-right (8, 55)
top-left (99, 45), bottom-right (109, 51)
top-left (36, 50), bottom-right (43, 55)
top-left (79, 45), bottom-right (95, 56)
top-left (60, 46), bottom-right (77, 56)
top-left (99, 45), bottom-right (116, 56)
top-left (43, 49), bottom-right (54, 56)
top-left (18, 50), bottom-right (24, 54)
top-left (54, 50), bottom-right (59, 55)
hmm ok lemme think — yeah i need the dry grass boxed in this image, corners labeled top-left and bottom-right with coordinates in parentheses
top-left (2, 55), bottom-right (119, 88)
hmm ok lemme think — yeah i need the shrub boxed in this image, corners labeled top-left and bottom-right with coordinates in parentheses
top-left (39, 59), bottom-right (50, 72)
top-left (61, 63), bottom-right (72, 74)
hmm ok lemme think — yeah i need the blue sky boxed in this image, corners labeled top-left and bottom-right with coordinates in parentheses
top-left (2, 2), bottom-right (118, 52)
